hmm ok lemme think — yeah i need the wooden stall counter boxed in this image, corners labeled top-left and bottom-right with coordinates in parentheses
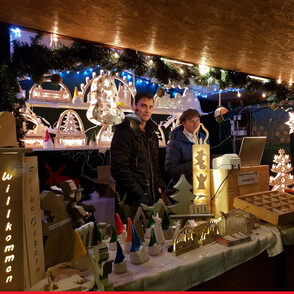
top-left (210, 165), bottom-right (269, 217)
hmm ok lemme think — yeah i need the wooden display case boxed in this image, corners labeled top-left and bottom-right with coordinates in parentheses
top-left (210, 165), bottom-right (269, 217)
top-left (233, 190), bottom-right (294, 225)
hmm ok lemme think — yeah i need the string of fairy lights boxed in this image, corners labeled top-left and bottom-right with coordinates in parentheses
top-left (9, 27), bottom-right (275, 102)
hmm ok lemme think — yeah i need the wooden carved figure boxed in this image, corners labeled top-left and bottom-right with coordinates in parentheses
top-left (113, 241), bottom-right (127, 274)
top-left (40, 191), bottom-right (75, 268)
top-left (125, 217), bottom-right (133, 253)
top-left (145, 207), bottom-right (155, 239)
top-left (87, 244), bottom-right (113, 291)
top-left (140, 199), bottom-right (166, 219)
top-left (152, 213), bottom-right (165, 244)
top-left (130, 225), bottom-right (148, 264)
top-left (148, 228), bottom-right (161, 256)
top-left (115, 213), bottom-right (127, 243)
top-left (196, 173), bottom-right (207, 190)
top-left (133, 206), bottom-right (148, 228)
top-left (60, 180), bottom-right (91, 227)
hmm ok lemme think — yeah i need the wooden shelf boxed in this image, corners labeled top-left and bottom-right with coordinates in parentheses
top-left (32, 146), bottom-right (109, 151)
top-left (26, 100), bottom-right (182, 115)
top-left (27, 100), bottom-right (90, 110)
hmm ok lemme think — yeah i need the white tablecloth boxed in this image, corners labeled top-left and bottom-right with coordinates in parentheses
top-left (108, 225), bottom-right (278, 291)
top-left (82, 197), bottom-right (115, 225)
top-left (277, 223), bottom-right (294, 245)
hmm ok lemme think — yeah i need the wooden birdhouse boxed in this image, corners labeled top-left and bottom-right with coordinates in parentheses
top-left (218, 208), bottom-right (256, 236)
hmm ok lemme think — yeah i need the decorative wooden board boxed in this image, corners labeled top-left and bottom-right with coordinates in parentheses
top-left (233, 191), bottom-right (294, 225)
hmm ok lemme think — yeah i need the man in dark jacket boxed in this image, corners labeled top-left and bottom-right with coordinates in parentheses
top-left (165, 109), bottom-right (209, 188)
top-left (110, 92), bottom-right (165, 220)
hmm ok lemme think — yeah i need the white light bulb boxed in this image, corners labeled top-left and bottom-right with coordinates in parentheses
top-left (199, 64), bottom-right (210, 76)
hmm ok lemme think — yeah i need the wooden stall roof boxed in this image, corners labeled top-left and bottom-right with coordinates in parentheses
top-left (1, 0), bottom-right (294, 84)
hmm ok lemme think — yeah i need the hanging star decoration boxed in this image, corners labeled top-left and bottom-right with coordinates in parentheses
top-left (285, 112), bottom-right (294, 134)
top-left (104, 79), bottom-right (111, 88)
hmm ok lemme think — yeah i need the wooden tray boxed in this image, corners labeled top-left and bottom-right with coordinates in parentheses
top-left (233, 190), bottom-right (294, 225)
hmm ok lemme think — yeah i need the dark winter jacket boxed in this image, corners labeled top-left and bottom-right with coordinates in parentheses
top-left (110, 116), bottom-right (165, 207)
top-left (165, 124), bottom-right (209, 187)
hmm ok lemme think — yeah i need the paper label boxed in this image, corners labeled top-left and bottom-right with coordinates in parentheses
top-left (238, 172), bottom-right (259, 186)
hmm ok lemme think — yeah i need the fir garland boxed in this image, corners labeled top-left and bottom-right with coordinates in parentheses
top-left (0, 62), bottom-right (26, 145)
top-left (1, 33), bottom-right (294, 117)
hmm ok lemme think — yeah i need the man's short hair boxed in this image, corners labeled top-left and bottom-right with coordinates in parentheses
top-left (179, 109), bottom-right (200, 124)
top-left (135, 92), bottom-right (154, 105)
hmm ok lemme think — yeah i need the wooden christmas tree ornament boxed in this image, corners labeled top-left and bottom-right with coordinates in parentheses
top-left (270, 148), bottom-right (294, 191)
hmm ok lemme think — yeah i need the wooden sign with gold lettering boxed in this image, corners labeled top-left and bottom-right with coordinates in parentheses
top-left (0, 149), bottom-right (45, 291)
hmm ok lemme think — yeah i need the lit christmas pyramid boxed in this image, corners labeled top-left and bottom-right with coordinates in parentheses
top-left (125, 217), bottom-right (133, 253)
top-left (108, 225), bottom-right (118, 251)
top-left (270, 148), bottom-right (294, 191)
top-left (130, 225), bottom-right (148, 264)
top-left (114, 241), bottom-right (127, 274)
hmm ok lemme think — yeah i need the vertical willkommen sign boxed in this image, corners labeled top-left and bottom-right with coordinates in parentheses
top-left (0, 149), bottom-right (45, 291)
top-left (0, 149), bottom-right (25, 290)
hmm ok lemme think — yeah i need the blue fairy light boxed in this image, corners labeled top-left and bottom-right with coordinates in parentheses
top-left (10, 27), bottom-right (21, 38)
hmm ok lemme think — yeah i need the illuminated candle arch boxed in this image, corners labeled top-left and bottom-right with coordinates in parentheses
top-left (29, 79), bottom-right (72, 103)
top-left (54, 110), bottom-right (87, 148)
